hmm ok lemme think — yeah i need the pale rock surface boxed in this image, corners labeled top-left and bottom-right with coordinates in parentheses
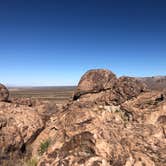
top-left (1, 70), bottom-right (166, 166)
top-left (0, 101), bottom-right (44, 163)
top-left (37, 95), bottom-right (166, 165)
top-left (34, 69), bottom-right (166, 166)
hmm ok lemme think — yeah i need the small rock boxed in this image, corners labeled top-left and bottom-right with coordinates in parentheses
top-left (0, 83), bottom-right (9, 102)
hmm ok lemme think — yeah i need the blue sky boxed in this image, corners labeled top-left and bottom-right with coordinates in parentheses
top-left (0, 0), bottom-right (166, 86)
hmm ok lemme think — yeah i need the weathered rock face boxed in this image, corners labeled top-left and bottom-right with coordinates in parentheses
top-left (1, 70), bottom-right (165, 166)
top-left (115, 76), bottom-right (147, 102)
top-left (33, 70), bottom-right (165, 166)
top-left (11, 97), bottom-right (33, 106)
top-left (0, 102), bottom-right (44, 164)
top-left (74, 69), bottom-right (147, 105)
top-left (121, 91), bottom-right (166, 123)
top-left (0, 83), bottom-right (9, 102)
top-left (37, 91), bottom-right (166, 166)
top-left (73, 69), bottom-right (117, 100)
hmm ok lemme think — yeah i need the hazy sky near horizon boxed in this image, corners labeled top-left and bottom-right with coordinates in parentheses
top-left (0, 0), bottom-right (166, 86)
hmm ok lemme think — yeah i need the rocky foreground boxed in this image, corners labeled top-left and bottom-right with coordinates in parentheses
top-left (0, 69), bottom-right (166, 166)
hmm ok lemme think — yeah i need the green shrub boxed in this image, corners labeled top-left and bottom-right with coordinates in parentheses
top-left (38, 139), bottom-right (50, 156)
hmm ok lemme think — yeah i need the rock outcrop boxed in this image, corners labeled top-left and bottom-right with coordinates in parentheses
top-left (0, 102), bottom-right (44, 163)
top-left (73, 69), bottom-right (117, 100)
top-left (11, 97), bottom-right (33, 107)
top-left (0, 85), bottom-right (44, 165)
top-left (33, 69), bottom-right (166, 166)
top-left (0, 83), bottom-right (9, 102)
top-left (37, 93), bottom-right (166, 166)
top-left (74, 69), bottom-right (147, 105)
top-left (1, 69), bottom-right (166, 166)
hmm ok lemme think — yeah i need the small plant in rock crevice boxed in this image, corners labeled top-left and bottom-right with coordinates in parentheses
top-left (38, 139), bottom-right (51, 156)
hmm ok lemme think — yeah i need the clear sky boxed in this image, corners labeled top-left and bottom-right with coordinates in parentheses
top-left (0, 0), bottom-right (166, 86)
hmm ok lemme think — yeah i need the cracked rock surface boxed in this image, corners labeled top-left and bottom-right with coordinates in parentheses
top-left (0, 69), bottom-right (166, 166)
top-left (34, 69), bottom-right (166, 166)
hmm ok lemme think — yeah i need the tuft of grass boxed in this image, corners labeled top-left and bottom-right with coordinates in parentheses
top-left (38, 139), bottom-right (50, 156)
top-left (26, 158), bottom-right (38, 166)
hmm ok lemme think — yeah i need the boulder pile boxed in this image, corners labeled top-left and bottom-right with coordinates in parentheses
top-left (74, 69), bottom-right (147, 105)
top-left (0, 84), bottom-right (44, 165)
top-left (1, 69), bottom-right (166, 166)
top-left (35, 69), bottom-right (166, 166)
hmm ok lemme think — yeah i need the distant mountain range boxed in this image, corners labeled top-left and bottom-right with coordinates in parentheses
top-left (137, 76), bottom-right (166, 90)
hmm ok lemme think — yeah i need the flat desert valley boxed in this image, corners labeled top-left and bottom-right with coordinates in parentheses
top-left (8, 86), bottom-right (76, 104)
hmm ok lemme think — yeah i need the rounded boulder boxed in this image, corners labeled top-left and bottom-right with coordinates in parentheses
top-left (73, 69), bottom-right (117, 100)
top-left (0, 83), bottom-right (9, 102)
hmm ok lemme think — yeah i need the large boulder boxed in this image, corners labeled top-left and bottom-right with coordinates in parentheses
top-left (73, 69), bottom-right (147, 105)
top-left (0, 83), bottom-right (9, 102)
top-left (73, 69), bottom-right (117, 100)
